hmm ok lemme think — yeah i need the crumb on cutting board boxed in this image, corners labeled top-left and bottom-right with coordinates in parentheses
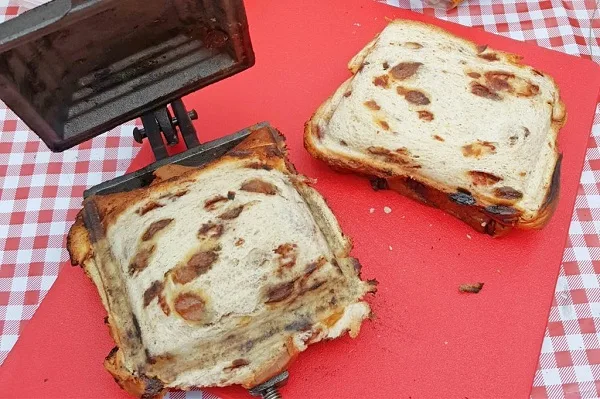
top-left (459, 282), bottom-right (484, 293)
top-left (384, 206), bottom-right (392, 214)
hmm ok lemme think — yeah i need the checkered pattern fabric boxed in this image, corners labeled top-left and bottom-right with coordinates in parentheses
top-left (0, 113), bottom-right (139, 362)
top-left (0, 1), bottom-right (598, 398)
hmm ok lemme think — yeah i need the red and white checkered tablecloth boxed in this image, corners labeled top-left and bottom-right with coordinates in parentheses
top-left (0, 1), bottom-right (599, 398)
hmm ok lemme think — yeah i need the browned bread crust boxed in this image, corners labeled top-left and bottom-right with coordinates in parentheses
top-left (304, 19), bottom-right (566, 237)
top-left (68, 125), bottom-right (375, 397)
top-left (305, 130), bottom-right (562, 236)
top-left (104, 347), bottom-right (166, 399)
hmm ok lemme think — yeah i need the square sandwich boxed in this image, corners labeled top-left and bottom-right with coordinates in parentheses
top-left (68, 126), bottom-right (376, 398)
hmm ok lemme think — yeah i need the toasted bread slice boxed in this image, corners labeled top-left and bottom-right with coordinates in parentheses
top-left (67, 125), bottom-right (376, 398)
top-left (305, 19), bottom-right (566, 236)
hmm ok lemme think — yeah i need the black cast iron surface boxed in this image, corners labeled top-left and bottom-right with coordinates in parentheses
top-left (0, 0), bottom-right (254, 151)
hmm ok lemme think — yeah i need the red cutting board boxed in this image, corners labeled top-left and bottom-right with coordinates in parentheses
top-left (2, 1), bottom-right (600, 398)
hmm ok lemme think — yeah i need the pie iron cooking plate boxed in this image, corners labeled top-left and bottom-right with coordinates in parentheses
top-left (0, 0), bottom-right (254, 151)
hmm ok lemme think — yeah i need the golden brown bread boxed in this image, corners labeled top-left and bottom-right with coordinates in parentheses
top-left (304, 19), bottom-right (566, 237)
top-left (68, 125), bottom-right (376, 397)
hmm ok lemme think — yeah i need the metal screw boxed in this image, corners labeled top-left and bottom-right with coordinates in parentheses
top-left (170, 109), bottom-right (198, 127)
top-left (188, 109), bottom-right (198, 120)
top-left (249, 371), bottom-right (289, 399)
top-left (259, 388), bottom-right (281, 399)
top-left (132, 110), bottom-right (198, 144)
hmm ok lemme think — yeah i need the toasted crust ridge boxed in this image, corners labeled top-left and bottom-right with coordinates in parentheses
top-left (304, 19), bottom-right (565, 236)
top-left (68, 125), bottom-right (375, 397)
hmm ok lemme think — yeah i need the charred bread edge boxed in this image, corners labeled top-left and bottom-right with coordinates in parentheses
top-left (304, 18), bottom-right (567, 237)
top-left (77, 199), bottom-right (152, 391)
top-left (67, 125), bottom-right (376, 396)
top-left (105, 347), bottom-right (166, 399)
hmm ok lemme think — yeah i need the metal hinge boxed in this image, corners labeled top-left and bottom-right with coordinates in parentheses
top-left (132, 98), bottom-right (199, 160)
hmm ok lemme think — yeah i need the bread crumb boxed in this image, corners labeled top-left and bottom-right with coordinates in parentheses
top-left (353, 22), bottom-right (361, 27)
top-left (481, 222), bottom-right (487, 227)
top-left (389, 245), bottom-right (393, 251)
top-left (369, 208), bottom-right (375, 214)
top-left (466, 234), bottom-right (472, 239)
top-left (459, 282), bottom-right (484, 293)
top-left (384, 206), bottom-right (392, 214)
top-left (444, 341), bottom-right (448, 345)
top-left (401, 215), bottom-right (405, 219)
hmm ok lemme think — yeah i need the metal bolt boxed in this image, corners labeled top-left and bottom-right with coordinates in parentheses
top-left (249, 371), bottom-right (289, 399)
top-left (171, 110), bottom-right (198, 127)
top-left (259, 387), bottom-right (282, 399)
top-left (132, 127), bottom-right (146, 143)
top-left (132, 110), bottom-right (197, 144)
